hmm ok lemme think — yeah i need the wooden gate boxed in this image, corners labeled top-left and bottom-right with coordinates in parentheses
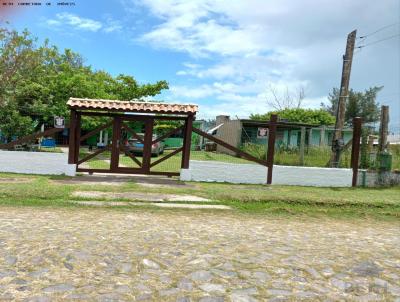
top-left (68, 98), bottom-right (197, 176)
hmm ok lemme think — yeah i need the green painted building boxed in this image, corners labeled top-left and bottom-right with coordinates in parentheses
top-left (214, 115), bottom-right (353, 155)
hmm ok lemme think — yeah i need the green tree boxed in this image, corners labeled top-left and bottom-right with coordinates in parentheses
top-left (322, 86), bottom-right (382, 124)
top-left (0, 26), bottom-right (169, 140)
top-left (250, 108), bottom-right (335, 125)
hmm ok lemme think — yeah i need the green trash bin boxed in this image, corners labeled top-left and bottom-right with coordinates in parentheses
top-left (377, 151), bottom-right (392, 171)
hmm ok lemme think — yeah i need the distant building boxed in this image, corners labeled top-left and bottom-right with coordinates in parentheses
top-left (213, 115), bottom-right (353, 155)
top-left (388, 133), bottom-right (400, 145)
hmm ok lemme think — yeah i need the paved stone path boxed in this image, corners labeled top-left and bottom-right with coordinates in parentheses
top-left (0, 207), bottom-right (399, 301)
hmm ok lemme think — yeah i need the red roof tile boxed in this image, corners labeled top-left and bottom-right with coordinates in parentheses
top-left (67, 98), bottom-right (198, 114)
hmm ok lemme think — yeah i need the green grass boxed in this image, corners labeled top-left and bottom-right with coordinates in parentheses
top-left (0, 172), bottom-right (399, 220)
top-left (38, 147), bottom-right (64, 153)
top-left (275, 146), bottom-right (352, 168)
top-left (79, 144), bottom-right (400, 172)
top-left (242, 143), bottom-right (352, 168)
top-left (79, 149), bottom-right (256, 171)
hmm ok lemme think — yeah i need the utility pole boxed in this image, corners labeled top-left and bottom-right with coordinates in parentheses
top-left (331, 30), bottom-right (357, 167)
top-left (378, 105), bottom-right (389, 152)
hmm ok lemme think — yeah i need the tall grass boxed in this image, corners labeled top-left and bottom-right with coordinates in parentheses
top-left (241, 143), bottom-right (352, 168)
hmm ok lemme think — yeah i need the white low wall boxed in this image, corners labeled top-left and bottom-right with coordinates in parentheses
top-left (181, 160), bottom-right (267, 184)
top-left (0, 151), bottom-right (76, 176)
top-left (272, 165), bottom-right (352, 187)
top-left (180, 160), bottom-right (353, 187)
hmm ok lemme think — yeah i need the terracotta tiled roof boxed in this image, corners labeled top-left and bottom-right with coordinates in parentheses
top-left (67, 98), bottom-right (198, 114)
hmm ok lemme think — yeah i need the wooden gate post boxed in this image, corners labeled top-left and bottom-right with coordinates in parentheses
top-left (181, 114), bottom-right (194, 169)
top-left (351, 117), bottom-right (362, 187)
top-left (110, 117), bottom-right (121, 171)
top-left (142, 118), bottom-right (154, 172)
top-left (74, 112), bottom-right (81, 164)
top-left (266, 114), bottom-right (278, 184)
top-left (68, 109), bottom-right (77, 164)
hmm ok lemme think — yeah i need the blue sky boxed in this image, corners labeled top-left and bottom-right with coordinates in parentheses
top-left (4, 0), bottom-right (400, 128)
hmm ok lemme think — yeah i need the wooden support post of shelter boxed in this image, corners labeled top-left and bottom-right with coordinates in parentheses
top-left (142, 119), bottom-right (154, 172)
top-left (181, 114), bottom-right (194, 169)
top-left (68, 109), bottom-right (77, 164)
top-left (266, 114), bottom-right (278, 184)
top-left (351, 117), bottom-right (362, 187)
top-left (74, 112), bottom-right (81, 164)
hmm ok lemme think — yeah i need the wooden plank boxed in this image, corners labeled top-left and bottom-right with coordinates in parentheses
top-left (74, 111), bottom-right (190, 121)
top-left (192, 127), bottom-right (268, 167)
top-left (120, 144), bottom-right (142, 167)
top-left (77, 169), bottom-right (179, 177)
top-left (114, 167), bottom-right (144, 173)
top-left (141, 119), bottom-right (154, 172)
top-left (150, 147), bottom-right (183, 168)
top-left (351, 117), bottom-right (362, 187)
top-left (266, 114), bottom-right (278, 184)
top-left (121, 123), bottom-right (145, 144)
top-left (152, 125), bottom-right (184, 144)
top-left (0, 127), bottom-right (64, 150)
top-left (76, 168), bottom-right (180, 177)
top-left (152, 116), bottom-right (188, 121)
top-left (80, 121), bottom-right (113, 142)
top-left (148, 171), bottom-right (180, 177)
top-left (181, 115), bottom-right (193, 169)
top-left (76, 168), bottom-right (111, 173)
top-left (77, 145), bottom-right (110, 165)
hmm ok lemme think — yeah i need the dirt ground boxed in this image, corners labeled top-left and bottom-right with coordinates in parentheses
top-left (0, 207), bottom-right (399, 301)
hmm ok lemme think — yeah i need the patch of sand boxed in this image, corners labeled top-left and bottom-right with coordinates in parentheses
top-left (71, 200), bottom-right (231, 210)
top-left (72, 191), bottom-right (211, 202)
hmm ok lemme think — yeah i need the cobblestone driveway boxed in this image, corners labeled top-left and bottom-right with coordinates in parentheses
top-left (0, 207), bottom-right (399, 301)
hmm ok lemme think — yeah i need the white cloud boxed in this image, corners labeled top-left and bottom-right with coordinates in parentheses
top-left (47, 13), bottom-right (103, 32)
top-left (44, 13), bottom-right (124, 34)
top-left (170, 84), bottom-right (216, 99)
top-left (103, 18), bottom-right (123, 33)
top-left (132, 0), bottom-right (400, 122)
top-left (168, 80), bottom-right (321, 119)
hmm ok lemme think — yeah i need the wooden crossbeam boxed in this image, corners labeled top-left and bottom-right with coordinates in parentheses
top-left (80, 121), bottom-right (113, 142)
top-left (120, 144), bottom-right (142, 167)
top-left (152, 125), bottom-right (184, 145)
top-left (77, 145), bottom-right (110, 165)
top-left (0, 128), bottom-right (64, 150)
top-left (150, 147), bottom-right (183, 168)
top-left (76, 111), bottom-right (189, 121)
top-left (192, 127), bottom-right (268, 167)
top-left (121, 123), bottom-right (145, 144)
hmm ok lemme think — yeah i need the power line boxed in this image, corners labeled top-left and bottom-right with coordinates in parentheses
top-left (358, 22), bottom-right (399, 39)
top-left (357, 33), bottom-right (400, 49)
